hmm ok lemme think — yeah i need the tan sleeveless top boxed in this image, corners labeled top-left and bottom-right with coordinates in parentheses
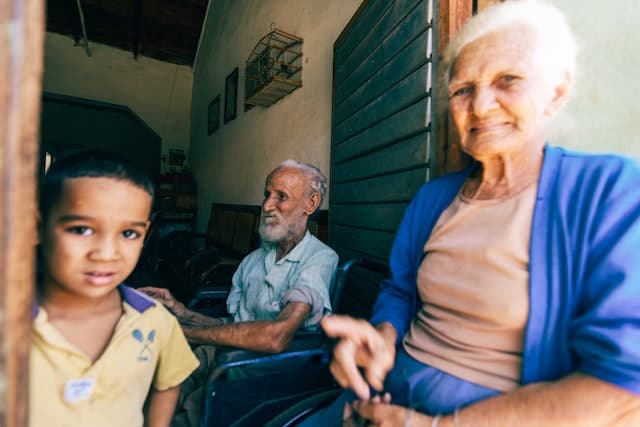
top-left (403, 183), bottom-right (537, 392)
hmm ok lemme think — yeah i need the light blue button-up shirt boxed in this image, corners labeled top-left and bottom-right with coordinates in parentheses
top-left (226, 231), bottom-right (338, 328)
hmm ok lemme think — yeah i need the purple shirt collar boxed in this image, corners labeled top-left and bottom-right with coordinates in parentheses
top-left (32, 284), bottom-right (155, 318)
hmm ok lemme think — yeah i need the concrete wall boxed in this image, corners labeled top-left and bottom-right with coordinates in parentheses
top-left (550, 1), bottom-right (640, 159)
top-left (191, 0), bottom-right (361, 232)
top-left (43, 32), bottom-right (193, 164)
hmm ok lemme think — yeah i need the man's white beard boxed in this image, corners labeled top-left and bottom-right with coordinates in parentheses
top-left (259, 210), bottom-right (303, 243)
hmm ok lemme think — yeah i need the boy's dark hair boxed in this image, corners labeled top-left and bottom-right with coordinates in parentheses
top-left (39, 150), bottom-right (155, 221)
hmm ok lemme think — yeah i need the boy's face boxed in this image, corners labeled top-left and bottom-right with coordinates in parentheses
top-left (40, 177), bottom-right (152, 300)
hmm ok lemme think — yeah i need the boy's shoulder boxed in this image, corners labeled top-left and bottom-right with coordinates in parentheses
top-left (120, 285), bottom-right (178, 324)
top-left (118, 286), bottom-right (184, 351)
top-left (119, 285), bottom-right (158, 313)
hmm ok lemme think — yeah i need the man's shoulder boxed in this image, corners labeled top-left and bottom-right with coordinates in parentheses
top-left (300, 232), bottom-right (338, 260)
top-left (303, 232), bottom-right (334, 251)
top-left (240, 245), bottom-right (269, 264)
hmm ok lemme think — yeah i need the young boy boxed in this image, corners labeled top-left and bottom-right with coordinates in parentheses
top-left (31, 151), bottom-right (199, 427)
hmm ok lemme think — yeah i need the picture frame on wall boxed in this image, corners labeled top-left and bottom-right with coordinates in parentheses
top-left (224, 67), bottom-right (239, 124)
top-left (207, 95), bottom-right (220, 135)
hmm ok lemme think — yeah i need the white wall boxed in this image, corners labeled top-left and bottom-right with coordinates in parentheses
top-left (43, 33), bottom-right (193, 162)
top-left (551, 1), bottom-right (640, 159)
top-left (191, 0), bottom-right (361, 232)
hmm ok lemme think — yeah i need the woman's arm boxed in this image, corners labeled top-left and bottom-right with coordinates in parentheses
top-left (144, 386), bottom-right (180, 427)
top-left (369, 176), bottom-right (466, 344)
top-left (368, 192), bottom-right (424, 340)
top-left (354, 373), bottom-right (640, 427)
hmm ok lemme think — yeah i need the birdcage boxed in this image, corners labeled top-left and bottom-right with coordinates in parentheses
top-left (245, 28), bottom-right (303, 107)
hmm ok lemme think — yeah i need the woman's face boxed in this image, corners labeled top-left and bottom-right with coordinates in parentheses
top-left (448, 26), bottom-right (563, 161)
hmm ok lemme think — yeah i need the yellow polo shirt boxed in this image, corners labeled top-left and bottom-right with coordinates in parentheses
top-left (30, 286), bottom-right (199, 427)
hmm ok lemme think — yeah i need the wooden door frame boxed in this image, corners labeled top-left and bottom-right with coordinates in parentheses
top-left (434, 0), bottom-right (473, 176)
top-left (434, 0), bottom-right (505, 175)
top-left (0, 0), bottom-right (44, 425)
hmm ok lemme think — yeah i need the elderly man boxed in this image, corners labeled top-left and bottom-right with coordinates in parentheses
top-left (140, 160), bottom-right (338, 426)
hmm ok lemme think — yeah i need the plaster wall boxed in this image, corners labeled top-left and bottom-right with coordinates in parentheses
top-left (551, 1), bottom-right (640, 159)
top-left (43, 32), bottom-right (193, 163)
top-left (191, 0), bottom-right (361, 232)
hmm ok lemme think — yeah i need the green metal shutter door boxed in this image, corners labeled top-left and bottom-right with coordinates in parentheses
top-left (329, 0), bottom-right (438, 264)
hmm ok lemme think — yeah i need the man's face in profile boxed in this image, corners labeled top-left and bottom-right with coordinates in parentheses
top-left (259, 167), bottom-right (308, 243)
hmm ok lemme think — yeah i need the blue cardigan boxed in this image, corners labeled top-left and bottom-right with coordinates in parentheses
top-left (370, 145), bottom-right (640, 394)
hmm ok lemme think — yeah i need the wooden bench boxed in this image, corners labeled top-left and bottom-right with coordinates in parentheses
top-left (204, 204), bottom-right (261, 259)
top-left (167, 203), bottom-right (330, 302)
top-left (204, 202), bottom-right (329, 258)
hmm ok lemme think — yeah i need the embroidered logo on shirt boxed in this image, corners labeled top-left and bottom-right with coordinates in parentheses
top-left (132, 329), bottom-right (155, 361)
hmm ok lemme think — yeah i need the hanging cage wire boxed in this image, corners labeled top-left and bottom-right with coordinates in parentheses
top-left (245, 28), bottom-right (303, 107)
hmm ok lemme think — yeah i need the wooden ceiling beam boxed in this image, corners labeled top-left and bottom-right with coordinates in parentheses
top-left (44, 0), bottom-right (78, 41)
top-left (46, 0), bottom-right (207, 65)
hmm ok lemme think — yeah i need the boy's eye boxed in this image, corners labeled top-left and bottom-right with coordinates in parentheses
top-left (122, 229), bottom-right (141, 240)
top-left (67, 226), bottom-right (93, 236)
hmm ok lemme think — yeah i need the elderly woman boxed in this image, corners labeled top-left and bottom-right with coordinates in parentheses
top-left (299, 1), bottom-right (640, 426)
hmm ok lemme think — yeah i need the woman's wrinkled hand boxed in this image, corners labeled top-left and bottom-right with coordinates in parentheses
top-left (321, 315), bottom-right (397, 400)
top-left (350, 400), bottom-right (430, 427)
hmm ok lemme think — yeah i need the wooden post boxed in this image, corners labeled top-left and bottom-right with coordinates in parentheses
top-left (435, 0), bottom-right (473, 176)
top-left (476, 0), bottom-right (504, 12)
top-left (0, 0), bottom-right (44, 425)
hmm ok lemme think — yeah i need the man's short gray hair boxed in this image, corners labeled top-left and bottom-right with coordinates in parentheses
top-left (442, 0), bottom-right (577, 89)
top-left (269, 160), bottom-right (328, 204)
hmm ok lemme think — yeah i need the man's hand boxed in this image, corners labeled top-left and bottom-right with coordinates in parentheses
top-left (138, 286), bottom-right (187, 318)
top-left (321, 315), bottom-right (397, 400)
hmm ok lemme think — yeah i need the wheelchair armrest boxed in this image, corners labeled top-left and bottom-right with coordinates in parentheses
top-left (210, 332), bottom-right (334, 381)
top-left (200, 257), bottom-right (240, 274)
top-left (187, 287), bottom-right (230, 308)
top-left (202, 336), bottom-right (338, 427)
top-left (187, 286), bottom-right (232, 318)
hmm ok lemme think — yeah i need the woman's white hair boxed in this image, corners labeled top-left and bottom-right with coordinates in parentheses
top-left (269, 160), bottom-right (328, 204)
top-left (442, 0), bottom-right (577, 89)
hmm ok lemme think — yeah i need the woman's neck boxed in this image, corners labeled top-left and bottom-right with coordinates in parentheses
top-left (463, 145), bottom-right (544, 200)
